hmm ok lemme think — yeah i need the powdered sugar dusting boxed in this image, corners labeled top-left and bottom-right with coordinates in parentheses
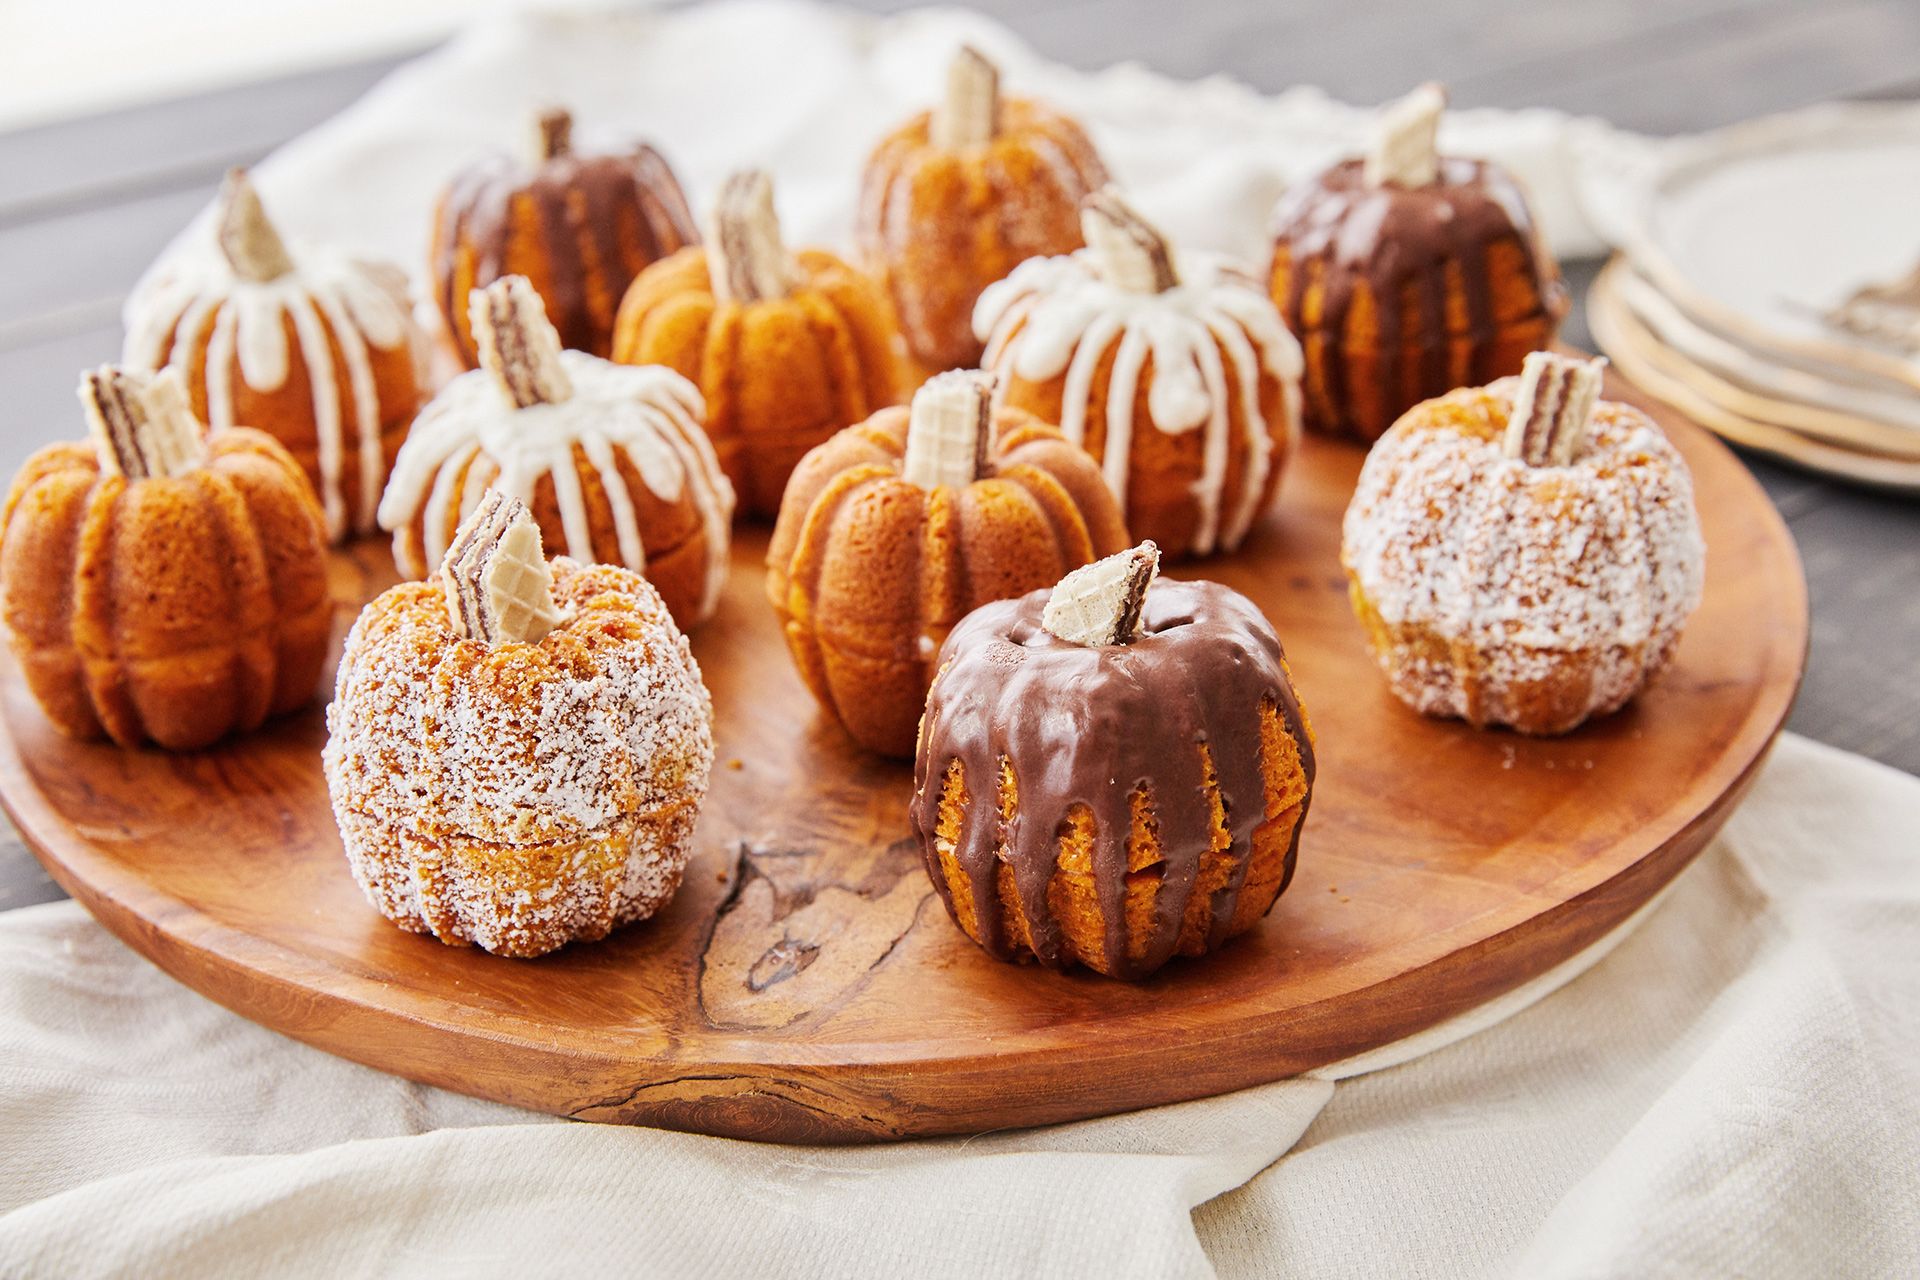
top-left (324, 557), bottom-right (714, 956)
top-left (1341, 379), bottom-right (1705, 733)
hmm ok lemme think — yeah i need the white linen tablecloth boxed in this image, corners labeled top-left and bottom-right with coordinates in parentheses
top-left (2, 733), bottom-right (1915, 1277)
top-left (136, 0), bottom-right (1651, 306)
top-left (4, 3), bottom-right (1916, 1274)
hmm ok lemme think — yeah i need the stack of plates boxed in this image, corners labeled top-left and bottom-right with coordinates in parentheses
top-left (1591, 104), bottom-right (1920, 492)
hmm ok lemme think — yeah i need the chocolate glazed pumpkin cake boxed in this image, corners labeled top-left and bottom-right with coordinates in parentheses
top-left (1269, 85), bottom-right (1566, 443)
top-left (431, 107), bottom-right (697, 365)
top-left (911, 544), bottom-right (1315, 980)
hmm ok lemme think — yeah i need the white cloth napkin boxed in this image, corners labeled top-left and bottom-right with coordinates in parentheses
top-left (9, 3), bottom-right (1915, 1274)
top-left (138, 0), bottom-right (1655, 323)
top-left (1, 734), bottom-right (1915, 1277)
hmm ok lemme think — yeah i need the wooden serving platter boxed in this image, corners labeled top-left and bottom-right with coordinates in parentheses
top-left (0, 373), bottom-right (1806, 1144)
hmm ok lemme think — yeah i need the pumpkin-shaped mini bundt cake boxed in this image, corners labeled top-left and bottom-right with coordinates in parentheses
top-left (380, 276), bottom-right (733, 629)
top-left (432, 107), bottom-right (698, 365)
top-left (912, 543), bottom-right (1316, 980)
top-left (123, 168), bottom-right (427, 541)
top-left (858, 45), bottom-right (1110, 372)
top-left (326, 490), bottom-right (714, 957)
top-left (0, 366), bottom-right (332, 750)
top-left (614, 170), bottom-right (908, 519)
top-left (1342, 352), bottom-right (1705, 735)
top-left (1269, 84), bottom-right (1567, 443)
top-left (768, 369), bottom-right (1128, 757)
top-left (977, 190), bottom-right (1304, 557)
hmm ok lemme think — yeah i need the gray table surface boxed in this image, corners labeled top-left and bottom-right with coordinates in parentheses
top-left (2, 0), bottom-right (1918, 911)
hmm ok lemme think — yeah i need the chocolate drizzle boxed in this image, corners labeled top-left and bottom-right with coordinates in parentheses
top-left (433, 119), bottom-right (697, 363)
top-left (1270, 156), bottom-right (1566, 432)
top-left (910, 579), bottom-right (1315, 980)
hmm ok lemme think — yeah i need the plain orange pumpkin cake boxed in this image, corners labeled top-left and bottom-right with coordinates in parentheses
top-left (858, 45), bottom-right (1110, 373)
top-left (0, 366), bottom-right (332, 750)
top-left (325, 490), bottom-right (714, 957)
top-left (613, 169), bottom-right (908, 520)
top-left (911, 543), bottom-right (1315, 980)
top-left (768, 369), bottom-right (1129, 758)
top-left (1342, 353), bottom-right (1706, 735)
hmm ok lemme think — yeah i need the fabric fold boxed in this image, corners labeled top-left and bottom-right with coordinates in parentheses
top-left (2, 735), bottom-right (1916, 1279)
top-left (4, 6), bottom-right (1915, 1274)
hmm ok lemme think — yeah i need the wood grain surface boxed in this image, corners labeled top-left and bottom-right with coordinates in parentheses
top-left (0, 370), bottom-right (1807, 1142)
top-left (2, 2), bottom-right (1916, 916)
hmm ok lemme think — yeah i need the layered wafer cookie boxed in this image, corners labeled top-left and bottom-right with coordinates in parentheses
top-left (1042, 541), bottom-right (1161, 646)
top-left (440, 490), bottom-right (562, 645)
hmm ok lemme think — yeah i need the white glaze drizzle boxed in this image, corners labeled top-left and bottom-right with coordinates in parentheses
top-left (975, 249), bottom-right (1304, 555)
top-left (123, 238), bottom-right (423, 541)
top-left (311, 287), bottom-right (387, 524)
top-left (378, 352), bottom-right (735, 622)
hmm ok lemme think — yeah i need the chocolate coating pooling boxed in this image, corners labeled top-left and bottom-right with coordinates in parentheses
top-left (911, 578), bottom-right (1314, 980)
top-left (1270, 156), bottom-right (1565, 427)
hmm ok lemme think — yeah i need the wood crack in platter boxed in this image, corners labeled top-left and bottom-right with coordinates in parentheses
top-left (0, 370), bottom-right (1806, 1144)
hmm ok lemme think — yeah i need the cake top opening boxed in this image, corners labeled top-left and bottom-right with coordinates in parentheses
top-left (931, 45), bottom-right (1000, 149)
top-left (706, 169), bottom-right (793, 304)
top-left (532, 106), bottom-right (573, 162)
top-left (901, 369), bottom-right (996, 491)
top-left (1503, 351), bottom-right (1608, 466)
top-left (215, 168), bottom-right (295, 283)
top-left (1081, 189), bottom-right (1179, 294)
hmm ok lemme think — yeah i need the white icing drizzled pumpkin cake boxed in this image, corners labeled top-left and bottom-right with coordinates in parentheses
top-left (123, 169), bottom-right (428, 543)
top-left (379, 275), bottom-right (735, 630)
top-left (975, 189), bottom-right (1303, 558)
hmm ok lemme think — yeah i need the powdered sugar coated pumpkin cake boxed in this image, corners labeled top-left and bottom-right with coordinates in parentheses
top-left (326, 490), bottom-right (714, 956)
